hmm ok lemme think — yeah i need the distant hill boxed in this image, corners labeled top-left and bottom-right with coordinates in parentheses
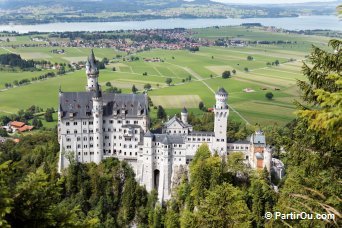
top-left (0, 0), bottom-right (338, 25)
top-left (0, 0), bottom-right (217, 12)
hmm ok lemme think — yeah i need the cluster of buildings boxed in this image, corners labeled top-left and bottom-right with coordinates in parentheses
top-left (1, 121), bottom-right (34, 133)
top-left (58, 50), bottom-right (285, 201)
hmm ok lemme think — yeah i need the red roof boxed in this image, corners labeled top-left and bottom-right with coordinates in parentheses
top-left (18, 125), bottom-right (34, 132)
top-left (10, 121), bottom-right (25, 128)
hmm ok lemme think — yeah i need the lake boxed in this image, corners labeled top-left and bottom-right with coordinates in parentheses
top-left (0, 15), bottom-right (340, 33)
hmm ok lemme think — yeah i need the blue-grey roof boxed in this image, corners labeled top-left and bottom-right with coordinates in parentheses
top-left (255, 153), bottom-right (264, 160)
top-left (216, 87), bottom-right (228, 95)
top-left (189, 131), bottom-right (214, 137)
top-left (228, 140), bottom-right (250, 144)
top-left (59, 92), bottom-right (148, 119)
top-left (252, 131), bottom-right (266, 144)
top-left (86, 49), bottom-right (99, 75)
top-left (144, 130), bottom-right (154, 138)
top-left (154, 134), bottom-right (185, 144)
top-left (164, 116), bottom-right (190, 128)
top-left (181, 107), bottom-right (188, 113)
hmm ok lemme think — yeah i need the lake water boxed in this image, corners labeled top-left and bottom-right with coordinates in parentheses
top-left (0, 15), bottom-right (340, 33)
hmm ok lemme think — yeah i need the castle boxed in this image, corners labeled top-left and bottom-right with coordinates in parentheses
top-left (58, 51), bottom-right (283, 201)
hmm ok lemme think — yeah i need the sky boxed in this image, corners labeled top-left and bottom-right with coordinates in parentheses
top-left (212, 0), bottom-right (337, 4)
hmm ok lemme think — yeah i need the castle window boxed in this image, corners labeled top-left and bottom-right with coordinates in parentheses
top-left (83, 129), bottom-right (87, 133)
top-left (118, 120), bottom-right (121, 124)
top-left (124, 152), bottom-right (126, 155)
top-left (67, 145), bottom-right (71, 149)
top-left (83, 145), bottom-right (87, 148)
top-left (135, 152), bottom-right (137, 155)
top-left (216, 139), bottom-right (220, 142)
top-left (103, 120), bottom-right (106, 124)
top-left (78, 152), bottom-right (81, 155)
top-left (73, 122), bottom-right (77, 125)
top-left (66, 138), bottom-right (71, 142)
top-left (84, 137), bottom-right (87, 141)
top-left (77, 144), bottom-right (81, 148)
top-left (126, 120), bottom-right (129, 124)
top-left (105, 136), bottom-right (109, 139)
top-left (74, 130), bottom-right (77, 134)
top-left (114, 136), bottom-right (116, 139)
top-left (66, 122), bottom-right (70, 126)
top-left (207, 138), bottom-right (210, 141)
top-left (134, 121), bottom-right (138, 124)
top-left (90, 130), bottom-right (93, 133)
top-left (83, 122), bottom-right (86, 125)
top-left (246, 147), bottom-right (249, 149)
top-left (110, 120), bottom-right (113, 124)
top-left (66, 130), bottom-right (70, 134)
top-left (90, 144), bottom-right (93, 148)
top-left (90, 152), bottom-right (94, 155)
top-left (77, 137), bottom-right (80, 141)
top-left (84, 152), bottom-right (87, 155)
top-left (89, 121), bottom-right (93, 125)
top-left (130, 152), bottom-right (132, 156)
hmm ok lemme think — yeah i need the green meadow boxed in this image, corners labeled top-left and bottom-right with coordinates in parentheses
top-left (0, 26), bottom-right (330, 126)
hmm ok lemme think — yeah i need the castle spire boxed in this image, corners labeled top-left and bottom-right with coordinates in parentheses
top-left (86, 49), bottom-right (99, 91)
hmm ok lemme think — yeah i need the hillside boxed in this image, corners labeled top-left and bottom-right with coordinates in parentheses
top-left (0, 0), bottom-right (338, 24)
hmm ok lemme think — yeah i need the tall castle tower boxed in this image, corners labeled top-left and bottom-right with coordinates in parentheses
top-left (213, 88), bottom-right (229, 156)
top-left (86, 49), bottom-right (99, 92)
top-left (92, 83), bottom-right (103, 164)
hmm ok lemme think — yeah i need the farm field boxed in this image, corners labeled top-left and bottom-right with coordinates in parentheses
top-left (0, 26), bottom-right (328, 126)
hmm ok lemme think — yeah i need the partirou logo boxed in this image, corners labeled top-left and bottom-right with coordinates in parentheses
top-left (265, 212), bottom-right (335, 221)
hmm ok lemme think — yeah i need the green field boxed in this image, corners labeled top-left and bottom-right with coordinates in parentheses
top-left (0, 26), bottom-right (330, 126)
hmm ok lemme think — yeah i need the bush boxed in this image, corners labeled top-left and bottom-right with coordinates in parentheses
top-left (265, 92), bottom-right (274, 100)
top-left (222, 71), bottom-right (231, 79)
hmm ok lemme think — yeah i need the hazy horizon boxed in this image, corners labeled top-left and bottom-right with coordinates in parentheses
top-left (212, 0), bottom-right (337, 4)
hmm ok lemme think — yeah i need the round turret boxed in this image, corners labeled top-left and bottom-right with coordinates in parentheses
top-left (215, 87), bottom-right (228, 109)
top-left (181, 107), bottom-right (188, 124)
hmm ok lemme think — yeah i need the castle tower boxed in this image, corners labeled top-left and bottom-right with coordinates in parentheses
top-left (264, 146), bottom-right (272, 173)
top-left (213, 88), bottom-right (229, 156)
top-left (86, 49), bottom-right (99, 92)
top-left (142, 131), bottom-right (154, 192)
top-left (92, 83), bottom-right (103, 164)
top-left (181, 107), bottom-right (188, 124)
